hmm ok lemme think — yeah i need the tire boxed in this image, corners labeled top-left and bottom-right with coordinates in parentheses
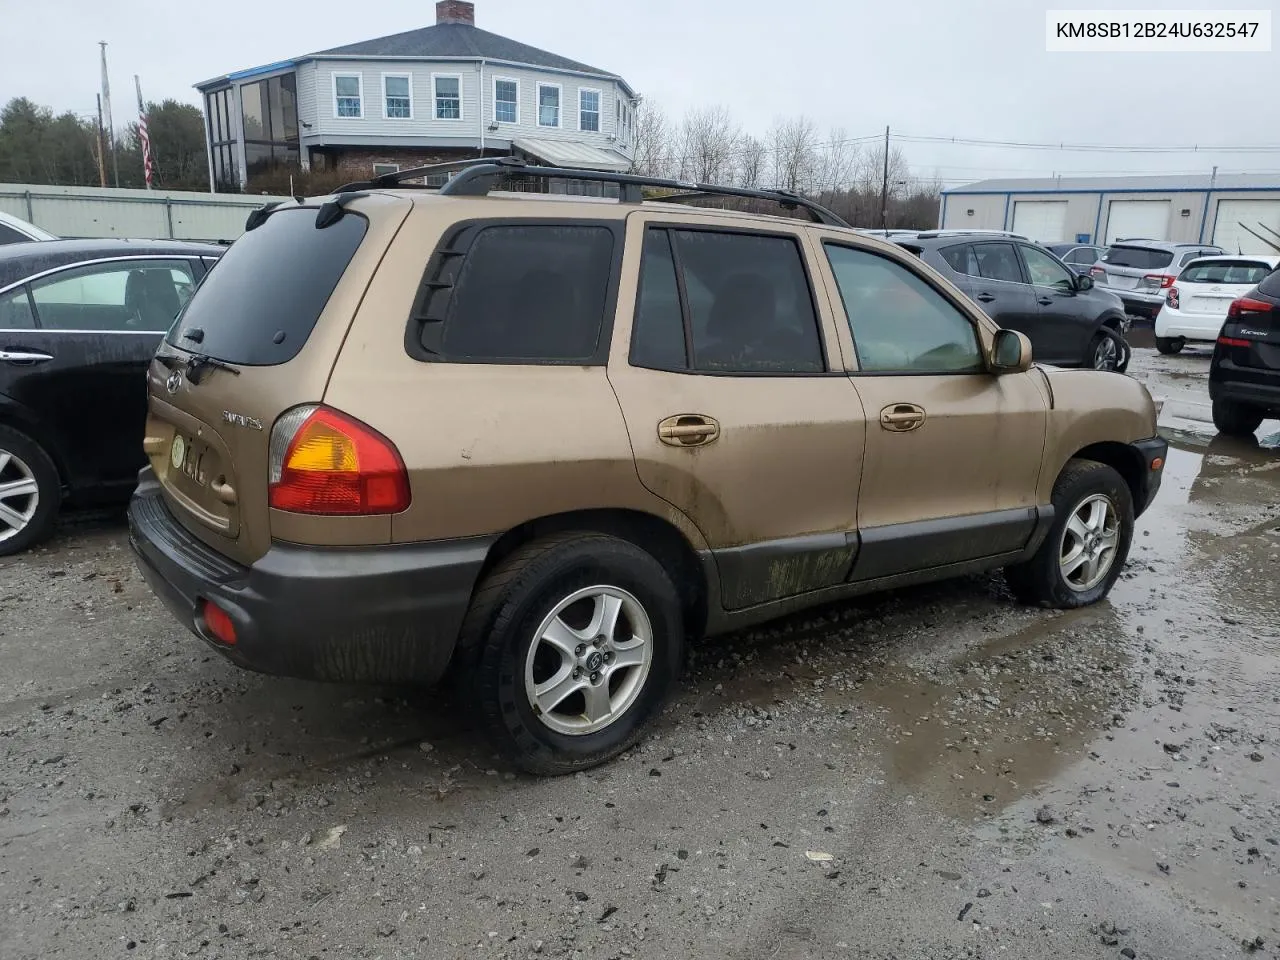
top-left (0, 424), bottom-right (60, 557)
top-left (1155, 336), bottom-right (1185, 355)
top-left (1212, 397), bottom-right (1264, 437)
top-left (460, 532), bottom-right (684, 775)
top-left (1004, 459), bottom-right (1134, 609)
top-left (1088, 326), bottom-right (1129, 372)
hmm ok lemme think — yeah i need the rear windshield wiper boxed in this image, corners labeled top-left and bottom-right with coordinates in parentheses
top-left (185, 353), bottom-right (240, 384)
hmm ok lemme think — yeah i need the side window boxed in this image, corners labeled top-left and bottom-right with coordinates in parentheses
top-left (29, 260), bottom-right (195, 332)
top-left (431, 224), bottom-right (615, 362)
top-left (0, 223), bottom-right (31, 244)
top-left (972, 242), bottom-right (1024, 284)
top-left (0, 287), bottom-right (36, 329)
top-left (1021, 245), bottom-right (1076, 292)
top-left (939, 244), bottom-right (978, 276)
top-left (824, 244), bottom-right (984, 374)
top-left (630, 228), bottom-right (824, 374)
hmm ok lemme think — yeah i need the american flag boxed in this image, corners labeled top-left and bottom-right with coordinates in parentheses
top-left (138, 109), bottom-right (153, 189)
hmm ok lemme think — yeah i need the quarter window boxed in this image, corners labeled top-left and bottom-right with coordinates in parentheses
top-left (824, 244), bottom-right (983, 374)
top-left (579, 89), bottom-right (600, 132)
top-left (28, 260), bottom-right (196, 332)
top-left (494, 78), bottom-right (518, 123)
top-left (630, 228), bottom-right (825, 375)
top-left (384, 75), bottom-right (411, 119)
top-left (1021, 245), bottom-right (1076, 292)
top-left (334, 75), bottom-right (362, 118)
top-left (972, 242), bottom-right (1024, 284)
top-left (537, 84), bottom-right (561, 127)
top-left (434, 75), bottom-right (461, 120)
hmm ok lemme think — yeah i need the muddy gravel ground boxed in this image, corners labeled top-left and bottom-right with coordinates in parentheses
top-left (2, 346), bottom-right (1278, 960)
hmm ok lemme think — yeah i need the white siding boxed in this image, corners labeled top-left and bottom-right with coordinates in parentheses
top-left (295, 62), bottom-right (319, 132)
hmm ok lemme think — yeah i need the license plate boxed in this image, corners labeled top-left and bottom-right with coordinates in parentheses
top-left (1108, 274), bottom-right (1139, 290)
top-left (170, 435), bottom-right (207, 486)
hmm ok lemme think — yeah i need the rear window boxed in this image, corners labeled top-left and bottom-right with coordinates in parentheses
top-left (1180, 260), bottom-right (1276, 285)
top-left (1101, 245), bottom-right (1173, 269)
top-left (166, 209), bottom-right (367, 365)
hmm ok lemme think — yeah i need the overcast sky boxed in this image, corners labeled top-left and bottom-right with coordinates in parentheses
top-left (3, 0), bottom-right (1277, 185)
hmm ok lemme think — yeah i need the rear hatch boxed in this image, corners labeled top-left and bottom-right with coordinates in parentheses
top-left (1218, 270), bottom-right (1280, 373)
top-left (142, 194), bottom-right (411, 565)
top-left (1174, 259), bottom-right (1277, 317)
top-left (1092, 244), bottom-right (1175, 293)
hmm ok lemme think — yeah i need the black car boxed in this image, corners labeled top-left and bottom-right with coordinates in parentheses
top-left (897, 235), bottom-right (1131, 371)
top-left (1209, 266), bottom-right (1280, 436)
top-left (1044, 242), bottom-right (1105, 277)
top-left (0, 239), bottom-right (224, 554)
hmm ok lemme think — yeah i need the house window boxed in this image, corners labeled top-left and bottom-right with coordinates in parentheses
top-left (494, 78), bottom-right (518, 124)
top-left (579, 89), bottom-right (600, 133)
top-left (383, 75), bottom-right (411, 119)
top-left (372, 163), bottom-right (400, 177)
top-left (434, 74), bottom-right (461, 120)
top-left (334, 74), bottom-right (362, 118)
top-left (537, 83), bottom-right (561, 128)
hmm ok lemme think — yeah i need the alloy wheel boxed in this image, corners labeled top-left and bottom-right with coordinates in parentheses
top-left (1093, 334), bottom-right (1120, 370)
top-left (0, 449), bottom-right (40, 544)
top-left (523, 585), bottom-right (654, 736)
top-left (1058, 493), bottom-right (1120, 591)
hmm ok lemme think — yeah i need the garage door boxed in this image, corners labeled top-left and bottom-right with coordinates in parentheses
top-left (1213, 199), bottom-right (1280, 255)
top-left (1011, 201), bottom-right (1068, 243)
top-left (1105, 200), bottom-right (1171, 243)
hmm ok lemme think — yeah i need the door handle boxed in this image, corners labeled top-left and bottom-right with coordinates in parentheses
top-left (658, 414), bottom-right (721, 447)
top-left (976, 293), bottom-right (996, 303)
top-left (1037, 297), bottom-right (1054, 306)
top-left (0, 349), bottom-right (53, 364)
top-left (880, 403), bottom-right (926, 432)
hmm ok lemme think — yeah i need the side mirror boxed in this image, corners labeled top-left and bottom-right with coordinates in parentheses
top-left (1075, 273), bottom-right (1095, 291)
top-left (992, 329), bottom-right (1032, 373)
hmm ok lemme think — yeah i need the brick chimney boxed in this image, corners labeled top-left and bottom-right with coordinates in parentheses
top-left (436, 0), bottom-right (475, 25)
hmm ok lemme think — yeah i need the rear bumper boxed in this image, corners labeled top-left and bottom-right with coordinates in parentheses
top-left (1131, 436), bottom-right (1169, 517)
top-left (128, 469), bottom-right (493, 685)
top-left (1154, 307), bottom-right (1225, 341)
top-left (1210, 367), bottom-right (1280, 413)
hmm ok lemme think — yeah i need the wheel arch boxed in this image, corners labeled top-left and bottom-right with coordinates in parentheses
top-left (0, 397), bottom-right (68, 490)
top-left (1069, 442), bottom-right (1145, 514)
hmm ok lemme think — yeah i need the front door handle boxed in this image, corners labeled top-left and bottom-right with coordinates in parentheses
top-left (0, 349), bottom-right (53, 364)
top-left (1037, 297), bottom-right (1054, 306)
top-left (658, 414), bottom-right (721, 447)
top-left (975, 293), bottom-right (996, 303)
top-left (880, 403), bottom-right (926, 432)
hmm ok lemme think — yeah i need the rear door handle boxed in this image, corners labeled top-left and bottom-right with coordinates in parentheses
top-left (0, 349), bottom-right (53, 364)
top-left (1037, 297), bottom-right (1054, 306)
top-left (658, 414), bottom-right (721, 447)
top-left (880, 403), bottom-right (926, 432)
top-left (976, 293), bottom-right (996, 303)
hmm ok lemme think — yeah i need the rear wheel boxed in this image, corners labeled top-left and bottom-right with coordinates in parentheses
top-left (460, 532), bottom-right (684, 775)
top-left (1212, 397), bottom-right (1264, 437)
top-left (0, 425), bottom-right (60, 557)
top-left (1005, 459), bottom-right (1133, 609)
top-left (1155, 336), bottom-right (1185, 355)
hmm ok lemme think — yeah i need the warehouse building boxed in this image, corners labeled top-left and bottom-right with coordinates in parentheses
top-left (939, 174), bottom-right (1280, 254)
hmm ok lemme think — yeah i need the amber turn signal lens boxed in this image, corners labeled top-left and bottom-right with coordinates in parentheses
top-left (1150, 457), bottom-right (1164, 471)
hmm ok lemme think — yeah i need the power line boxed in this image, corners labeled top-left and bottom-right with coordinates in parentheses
top-left (894, 132), bottom-right (1280, 154)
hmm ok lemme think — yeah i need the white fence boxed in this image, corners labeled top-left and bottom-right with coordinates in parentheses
top-left (0, 183), bottom-right (293, 243)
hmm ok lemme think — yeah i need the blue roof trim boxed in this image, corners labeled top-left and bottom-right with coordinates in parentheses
top-left (227, 60), bottom-right (297, 82)
top-left (944, 185), bottom-right (1280, 196)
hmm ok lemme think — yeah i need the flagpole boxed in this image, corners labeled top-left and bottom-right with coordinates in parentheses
top-left (99, 42), bottom-right (119, 187)
top-left (135, 74), bottom-right (153, 189)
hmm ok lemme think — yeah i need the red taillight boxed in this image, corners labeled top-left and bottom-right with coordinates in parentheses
top-left (200, 599), bottom-right (237, 646)
top-left (1218, 336), bottom-right (1252, 347)
top-left (268, 405), bottom-right (410, 515)
top-left (1089, 266), bottom-right (1105, 277)
top-left (1144, 273), bottom-right (1176, 289)
top-left (1166, 286), bottom-right (1179, 309)
top-left (1227, 296), bottom-right (1273, 318)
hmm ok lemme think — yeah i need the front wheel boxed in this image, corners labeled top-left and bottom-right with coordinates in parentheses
top-left (1155, 336), bottom-right (1185, 355)
top-left (0, 425), bottom-right (60, 557)
top-left (1212, 397), bottom-right (1264, 437)
top-left (1088, 327), bottom-right (1129, 372)
top-left (1005, 459), bottom-right (1134, 608)
top-left (460, 532), bottom-right (684, 775)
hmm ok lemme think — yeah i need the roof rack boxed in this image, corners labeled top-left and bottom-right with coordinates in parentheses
top-left (333, 157), bottom-right (851, 227)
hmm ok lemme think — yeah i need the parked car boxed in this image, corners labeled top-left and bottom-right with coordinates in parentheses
top-left (1210, 265), bottom-right (1280, 435)
top-left (896, 235), bottom-right (1131, 370)
top-left (1090, 240), bottom-right (1225, 320)
top-left (0, 211), bottom-right (58, 245)
top-left (128, 161), bottom-right (1167, 775)
top-left (1155, 255), bottom-right (1280, 354)
top-left (1045, 242), bottom-right (1105, 276)
top-left (915, 229), bottom-right (1031, 241)
top-left (0, 238), bottom-right (224, 554)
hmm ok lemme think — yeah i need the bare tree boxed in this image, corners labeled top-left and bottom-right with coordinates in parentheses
top-left (674, 105), bottom-right (741, 184)
top-left (768, 116), bottom-right (819, 193)
top-left (737, 134), bottom-right (768, 188)
top-left (630, 98), bottom-right (672, 178)
top-left (812, 127), bottom-right (859, 195)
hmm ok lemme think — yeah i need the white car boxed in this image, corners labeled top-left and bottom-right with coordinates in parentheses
top-left (1154, 254), bottom-right (1280, 355)
top-left (0, 210), bottom-right (57, 244)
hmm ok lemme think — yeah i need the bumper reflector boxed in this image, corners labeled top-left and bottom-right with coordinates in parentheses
top-left (200, 599), bottom-right (237, 646)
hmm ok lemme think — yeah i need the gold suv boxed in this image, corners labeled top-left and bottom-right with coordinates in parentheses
top-left (128, 161), bottom-right (1167, 774)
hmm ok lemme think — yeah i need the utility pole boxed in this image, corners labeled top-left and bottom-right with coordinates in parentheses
top-left (880, 125), bottom-right (890, 232)
top-left (94, 94), bottom-right (107, 188)
top-left (100, 41), bottom-right (119, 187)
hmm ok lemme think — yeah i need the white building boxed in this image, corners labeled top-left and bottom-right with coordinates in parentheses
top-left (939, 174), bottom-right (1280, 254)
top-left (194, 0), bottom-right (638, 190)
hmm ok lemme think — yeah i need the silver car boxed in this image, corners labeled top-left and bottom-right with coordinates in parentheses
top-left (1090, 240), bottom-right (1224, 320)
